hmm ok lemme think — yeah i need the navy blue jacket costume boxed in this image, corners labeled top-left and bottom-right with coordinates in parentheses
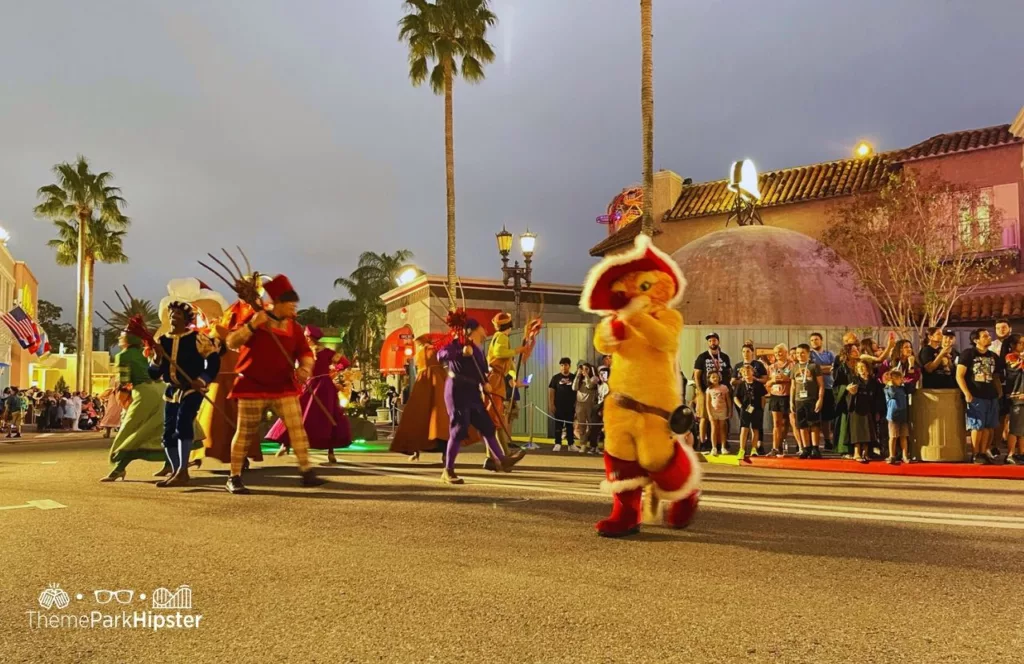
top-left (149, 329), bottom-right (220, 471)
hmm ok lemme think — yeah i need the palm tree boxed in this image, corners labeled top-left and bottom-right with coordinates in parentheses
top-left (399, 0), bottom-right (496, 307)
top-left (639, 0), bottom-right (655, 237)
top-left (332, 273), bottom-right (386, 365)
top-left (350, 250), bottom-right (414, 291)
top-left (101, 298), bottom-right (159, 339)
top-left (35, 156), bottom-right (129, 391)
top-left (47, 219), bottom-right (130, 352)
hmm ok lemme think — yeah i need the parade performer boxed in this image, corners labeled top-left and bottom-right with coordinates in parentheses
top-left (98, 375), bottom-right (123, 438)
top-left (580, 234), bottom-right (701, 537)
top-left (437, 311), bottom-right (524, 484)
top-left (481, 312), bottom-right (526, 469)
top-left (390, 333), bottom-right (449, 463)
top-left (148, 299), bottom-right (221, 487)
top-left (265, 325), bottom-right (352, 463)
top-left (224, 274), bottom-right (325, 494)
top-left (199, 286), bottom-right (265, 470)
top-left (101, 330), bottom-right (167, 482)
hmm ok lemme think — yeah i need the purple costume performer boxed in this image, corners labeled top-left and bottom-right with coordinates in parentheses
top-left (436, 315), bottom-right (520, 484)
top-left (265, 325), bottom-right (352, 455)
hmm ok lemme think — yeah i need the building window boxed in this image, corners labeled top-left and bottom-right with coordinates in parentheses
top-left (958, 188), bottom-right (993, 248)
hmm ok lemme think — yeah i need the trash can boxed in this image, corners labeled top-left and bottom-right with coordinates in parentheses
top-left (911, 389), bottom-right (967, 462)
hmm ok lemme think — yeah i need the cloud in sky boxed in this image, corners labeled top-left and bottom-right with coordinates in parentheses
top-left (0, 0), bottom-right (1021, 318)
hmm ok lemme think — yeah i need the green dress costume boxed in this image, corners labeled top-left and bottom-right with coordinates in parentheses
top-left (107, 344), bottom-right (168, 469)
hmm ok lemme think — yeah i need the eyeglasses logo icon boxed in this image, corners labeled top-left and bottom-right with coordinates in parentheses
top-left (94, 589), bottom-right (134, 605)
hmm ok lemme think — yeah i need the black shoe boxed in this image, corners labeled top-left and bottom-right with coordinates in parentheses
top-left (798, 448), bottom-right (812, 459)
top-left (756, 444), bottom-right (766, 456)
top-left (483, 458), bottom-right (497, 472)
top-left (226, 476), bottom-right (250, 494)
top-left (810, 446), bottom-right (823, 459)
top-left (975, 454), bottom-right (992, 465)
top-left (823, 439), bottom-right (834, 451)
top-left (300, 469), bottom-right (326, 487)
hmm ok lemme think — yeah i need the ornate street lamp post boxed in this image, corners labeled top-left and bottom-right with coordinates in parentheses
top-left (496, 227), bottom-right (536, 329)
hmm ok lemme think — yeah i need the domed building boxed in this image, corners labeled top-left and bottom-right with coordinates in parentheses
top-left (670, 226), bottom-right (882, 327)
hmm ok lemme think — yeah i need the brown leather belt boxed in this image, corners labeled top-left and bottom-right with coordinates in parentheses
top-left (612, 393), bottom-right (672, 420)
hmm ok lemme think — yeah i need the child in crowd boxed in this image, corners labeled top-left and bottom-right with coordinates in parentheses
top-left (847, 360), bottom-right (879, 464)
top-left (705, 371), bottom-right (732, 456)
top-left (883, 370), bottom-right (911, 464)
top-left (733, 365), bottom-right (767, 461)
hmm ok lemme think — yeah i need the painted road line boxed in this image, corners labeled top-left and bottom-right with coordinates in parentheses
top-left (700, 499), bottom-right (1024, 531)
top-left (339, 459), bottom-right (1024, 531)
top-left (0, 499), bottom-right (66, 512)
top-left (704, 495), bottom-right (1024, 524)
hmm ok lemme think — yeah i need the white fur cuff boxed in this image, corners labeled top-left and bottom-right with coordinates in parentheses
top-left (600, 475), bottom-right (651, 494)
top-left (652, 441), bottom-right (703, 501)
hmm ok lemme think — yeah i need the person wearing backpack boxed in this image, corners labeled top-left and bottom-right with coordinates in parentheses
top-left (6, 389), bottom-right (27, 439)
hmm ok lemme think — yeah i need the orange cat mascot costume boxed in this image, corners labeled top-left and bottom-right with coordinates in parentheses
top-left (580, 234), bottom-right (700, 537)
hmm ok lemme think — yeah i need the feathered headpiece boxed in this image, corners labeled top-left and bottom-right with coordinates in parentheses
top-left (125, 315), bottom-right (156, 346)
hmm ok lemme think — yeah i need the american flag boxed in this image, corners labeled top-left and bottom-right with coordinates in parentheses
top-left (1, 306), bottom-right (40, 350)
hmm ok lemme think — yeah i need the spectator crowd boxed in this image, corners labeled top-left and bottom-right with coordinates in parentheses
top-left (0, 387), bottom-right (110, 439)
top-left (543, 320), bottom-right (1024, 466)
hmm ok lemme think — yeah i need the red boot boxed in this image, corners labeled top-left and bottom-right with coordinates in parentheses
top-left (648, 442), bottom-right (703, 530)
top-left (664, 490), bottom-right (700, 529)
top-left (596, 453), bottom-right (649, 538)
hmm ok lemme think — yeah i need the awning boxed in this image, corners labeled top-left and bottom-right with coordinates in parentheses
top-left (379, 325), bottom-right (415, 375)
top-left (464, 308), bottom-right (503, 336)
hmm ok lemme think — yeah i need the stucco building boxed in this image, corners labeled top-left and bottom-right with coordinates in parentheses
top-left (379, 274), bottom-right (592, 375)
top-left (591, 108), bottom-right (1024, 328)
top-left (0, 237), bottom-right (41, 390)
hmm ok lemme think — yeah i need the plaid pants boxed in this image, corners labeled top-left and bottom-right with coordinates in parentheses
top-left (231, 396), bottom-right (310, 476)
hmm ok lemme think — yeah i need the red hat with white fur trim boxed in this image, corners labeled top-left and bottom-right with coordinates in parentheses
top-left (579, 234), bottom-right (686, 313)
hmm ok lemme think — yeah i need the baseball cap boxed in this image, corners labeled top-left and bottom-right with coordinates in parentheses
top-left (705, 332), bottom-right (720, 340)
top-left (942, 329), bottom-right (956, 337)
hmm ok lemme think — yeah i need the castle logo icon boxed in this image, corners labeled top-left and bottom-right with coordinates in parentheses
top-left (151, 585), bottom-right (192, 610)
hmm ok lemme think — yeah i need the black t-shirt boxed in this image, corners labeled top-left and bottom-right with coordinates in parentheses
top-left (549, 373), bottom-right (576, 414)
top-left (958, 347), bottom-right (1003, 400)
top-left (919, 344), bottom-right (959, 389)
top-left (732, 360), bottom-right (767, 384)
top-left (694, 350), bottom-right (732, 390)
top-left (734, 381), bottom-right (767, 412)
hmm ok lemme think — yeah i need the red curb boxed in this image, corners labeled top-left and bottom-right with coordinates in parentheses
top-left (745, 456), bottom-right (1024, 480)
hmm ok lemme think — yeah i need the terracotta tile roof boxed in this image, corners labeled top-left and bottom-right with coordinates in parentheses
top-left (948, 293), bottom-right (1024, 322)
top-left (897, 124), bottom-right (1022, 162)
top-left (665, 154), bottom-right (894, 222)
top-left (588, 220), bottom-right (661, 257)
top-left (589, 122), bottom-right (1024, 257)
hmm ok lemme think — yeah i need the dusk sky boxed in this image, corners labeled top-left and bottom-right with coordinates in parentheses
top-left (1, 0), bottom-right (1022, 319)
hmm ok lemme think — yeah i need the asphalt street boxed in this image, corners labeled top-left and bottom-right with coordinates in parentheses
top-left (1, 433), bottom-right (1023, 664)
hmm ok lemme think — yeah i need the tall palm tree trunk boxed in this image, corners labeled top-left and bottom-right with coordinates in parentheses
top-left (639, 0), bottom-right (655, 238)
top-left (82, 255), bottom-right (95, 393)
top-left (75, 213), bottom-right (88, 391)
top-left (443, 60), bottom-right (457, 310)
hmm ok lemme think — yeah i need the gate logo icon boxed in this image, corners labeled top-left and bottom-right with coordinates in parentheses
top-left (38, 583), bottom-right (70, 610)
top-left (151, 585), bottom-right (192, 610)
